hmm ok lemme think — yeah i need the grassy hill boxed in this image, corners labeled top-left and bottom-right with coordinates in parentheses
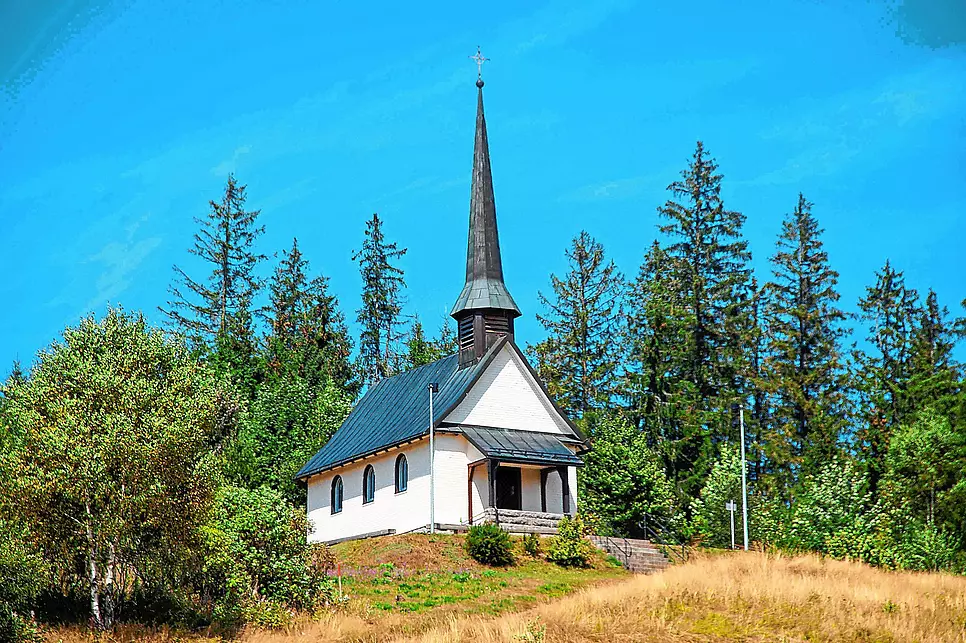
top-left (329, 534), bottom-right (627, 617)
top-left (48, 536), bottom-right (966, 642)
top-left (382, 549), bottom-right (966, 643)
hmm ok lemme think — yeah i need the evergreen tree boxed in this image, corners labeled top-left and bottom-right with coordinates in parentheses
top-left (906, 290), bottom-right (962, 423)
top-left (6, 361), bottom-right (24, 387)
top-left (744, 278), bottom-right (769, 487)
top-left (266, 238), bottom-right (355, 394)
top-left (230, 376), bottom-right (352, 506)
top-left (435, 319), bottom-right (458, 355)
top-left (405, 318), bottom-right (435, 369)
top-left (854, 260), bottom-right (921, 497)
top-left (531, 231), bottom-right (624, 418)
top-left (161, 174), bottom-right (265, 396)
top-left (352, 213), bottom-right (407, 388)
top-left (656, 142), bottom-right (753, 422)
top-left (625, 242), bottom-right (702, 476)
top-left (163, 174), bottom-right (265, 344)
top-left (208, 295), bottom-right (262, 401)
top-left (405, 316), bottom-right (456, 369)
top-left (762, 194), bottom-right (849, 491)
top-left (628, 142), bottom-right (753, 499)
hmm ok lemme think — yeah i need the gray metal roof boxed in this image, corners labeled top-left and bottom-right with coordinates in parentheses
top-left (296, 337), bottom-right (588, 480)
top-left (450, 83), bottom-right (521, 319)
top-left (296, 352), bottom-right (487, 479)
top-left (451, 277), bottom-right (520, 315)
top-left (460, 426), bottom-right (583, 466)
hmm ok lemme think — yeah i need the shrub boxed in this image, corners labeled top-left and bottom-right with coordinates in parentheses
top-left (514, 619), bottom-right (546, 642)
top-left (522, 533), bottom-right (542, 557)
top-left (547, 515), bottom-right (594, 568)
top-left (466, 523), bottom-right (515, 566)
top-left (198, 485), bottom-right (336, 626)
top-left (0, 522), bottom-right (49, 642)
top-left (0, 607), bottom-right (41, 643)
top-left (579, 415), bottom-right (677, 538)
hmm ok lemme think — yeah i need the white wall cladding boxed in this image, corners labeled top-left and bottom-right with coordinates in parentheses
top-left (443, 345), bottom-right (572, 435)
top-left (469, 464), bottom-right (488, 522)
top-left (306, 434), bottom-right (484, 543)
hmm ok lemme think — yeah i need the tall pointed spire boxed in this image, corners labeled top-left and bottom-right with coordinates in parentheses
top-left (451, 58), bottom-right (521, 366)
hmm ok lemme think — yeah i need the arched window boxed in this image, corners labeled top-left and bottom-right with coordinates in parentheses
top-left (331, 475), bottom-right (343, 514)
top-left (395, 454), bottom-right (408, 493)
top-left (363, 465), bottom-right (375, 504)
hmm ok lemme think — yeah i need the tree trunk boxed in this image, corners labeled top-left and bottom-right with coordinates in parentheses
top-left (103, 541), bottom-right (117, 629)
top-left (87, 544), bottom-right (102, 630)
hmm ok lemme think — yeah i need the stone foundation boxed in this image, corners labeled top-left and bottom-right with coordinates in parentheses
top-left (482, 508), bottom-right (565, 534)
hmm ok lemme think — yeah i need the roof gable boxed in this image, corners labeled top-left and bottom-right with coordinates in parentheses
top-left (441, 342), bottom-right (579, 438)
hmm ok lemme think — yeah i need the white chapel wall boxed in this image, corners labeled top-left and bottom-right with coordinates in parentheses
top-left (443, 345), bottom-right (572, 434)
top-left (305, 434), bottom-right (481, 543)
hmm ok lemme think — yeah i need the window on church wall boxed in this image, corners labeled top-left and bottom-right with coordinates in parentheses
top-left (363, 465), bottom-right (375, 504)
top-left (331, 475), bottom-right (343, 514)
top-left (395, 454), bottom-right (408, 493)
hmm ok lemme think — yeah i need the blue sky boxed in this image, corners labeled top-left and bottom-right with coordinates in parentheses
top-left (1, 0), bottom-right (964, 373)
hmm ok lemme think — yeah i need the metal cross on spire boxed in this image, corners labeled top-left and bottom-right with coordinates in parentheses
top-left (469, 46), bottom-right (488, 81)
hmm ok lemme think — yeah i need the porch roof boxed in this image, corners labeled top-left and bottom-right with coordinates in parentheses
top-left (461, 425), bottom-right (583, 467)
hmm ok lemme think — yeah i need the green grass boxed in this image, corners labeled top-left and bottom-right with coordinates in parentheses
top-left (332, 535), bottom-right (627, 617)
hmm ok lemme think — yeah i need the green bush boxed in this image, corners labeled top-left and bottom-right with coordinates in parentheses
top-left (0, 606), bottom-right (41, 643)
top-left (522, 533), bottom-right (542, 557)
top-left (466, 523), bottom-right (515, 566)
top-left (547, 516), bottom-right (594, 568)
top-left (0, 522), bottom-right (49, 643)
top-left (198, 485), bottom-right (336, 626)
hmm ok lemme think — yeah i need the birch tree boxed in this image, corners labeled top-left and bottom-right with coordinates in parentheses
top-left (0, 308), bottom-right (237, 629)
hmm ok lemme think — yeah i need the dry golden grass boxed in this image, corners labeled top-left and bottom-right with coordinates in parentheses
top-left (47, 551), bottom-right (966, 642)
top-left (387, 551), bottom-right (966, 643)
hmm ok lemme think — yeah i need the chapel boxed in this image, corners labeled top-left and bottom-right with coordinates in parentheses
top-left (296, 69), bottom-right (588, 545)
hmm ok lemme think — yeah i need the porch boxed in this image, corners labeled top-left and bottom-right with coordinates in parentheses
top-left (461, 426), bottom-right (582, 532)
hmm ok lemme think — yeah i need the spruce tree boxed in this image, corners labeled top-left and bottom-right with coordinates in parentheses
top-left (6, 361), bottom-right (25, 388)
top-left (405, 317), bottom-right (442, 369)
top-left (625, 242), bottom-right (697, 458)
top-left (854, 260), bottom-right (921, 497)
top-left (161, 174), bottom-right (265, 395)
top-left (639, 142), bottom-right (753, 498)
top-left (352, 213), bottom-right (407, 388)
top-left (435, 319), bottom-right (458, 355)
top-left (163, 173), bottom-right (265, 345)
top-left (744, 278), bottom-right (769, 487)
top-left (762, 194), bottom-right (848, 491)
top-left (658, 142), bottom-right (753, 416)
top-left (531, 231), bottom-right (624, 418)
top-left (906, 290), bottom-right (962, 423)
top-left (266, 238), bottom-right (355, 394)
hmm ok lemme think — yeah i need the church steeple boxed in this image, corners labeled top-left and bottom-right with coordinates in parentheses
top-left (451, 56), bottom-right (521, 367)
